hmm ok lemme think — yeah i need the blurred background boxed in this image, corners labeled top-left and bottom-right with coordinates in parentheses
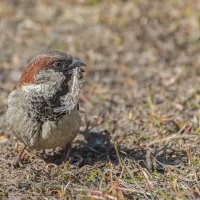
top-left (0, 0), bottom-right (200, 129)
top-left (0, 0), bottom-right (200, 199)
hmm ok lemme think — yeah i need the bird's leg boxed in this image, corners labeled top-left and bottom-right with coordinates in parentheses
top-left (63, 143), bottom-right (72, 162)
top-left (52, 148), bottom-right (56, 156)
top-left (42, 149), bottom-right (45, 154)
top-left (41, 149), bottom-right (46, 158)
top-left (14, 144), bottom-right (26, 167)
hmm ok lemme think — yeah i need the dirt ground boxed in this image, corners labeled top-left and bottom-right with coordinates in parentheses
top-left (0, 0), bottom-right (200, 199)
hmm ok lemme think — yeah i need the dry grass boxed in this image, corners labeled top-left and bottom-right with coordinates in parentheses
top-left (0, 0), bottom-right (200, 199)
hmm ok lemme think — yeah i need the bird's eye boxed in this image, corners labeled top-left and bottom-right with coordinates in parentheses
top-left (54, 61), bottom-right (62, 68)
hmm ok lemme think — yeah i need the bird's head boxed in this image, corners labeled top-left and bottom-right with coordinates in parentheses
top-left (17, 51), bottom-right (86, 88)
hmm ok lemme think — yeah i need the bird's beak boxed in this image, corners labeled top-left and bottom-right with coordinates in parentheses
top-left (68, 58), bottom-right (86, 71)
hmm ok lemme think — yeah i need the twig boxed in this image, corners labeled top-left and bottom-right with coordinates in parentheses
top-left (147, 134), bottom-right (196, 146)
top-left (74, 188), bottom-right (117, 200)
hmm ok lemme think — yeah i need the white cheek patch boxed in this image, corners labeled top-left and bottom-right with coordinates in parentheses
top-left (22, 84), bottom-right (42, 93)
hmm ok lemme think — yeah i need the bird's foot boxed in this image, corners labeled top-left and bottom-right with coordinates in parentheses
top-left (13, 144), bottom-right (26, 168)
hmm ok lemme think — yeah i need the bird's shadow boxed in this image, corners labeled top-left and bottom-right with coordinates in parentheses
top-left (41, 130), bottom-right (187, 173)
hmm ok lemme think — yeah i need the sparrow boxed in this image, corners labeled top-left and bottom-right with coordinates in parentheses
top-left (6, 51), bottom-right (86, 166)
